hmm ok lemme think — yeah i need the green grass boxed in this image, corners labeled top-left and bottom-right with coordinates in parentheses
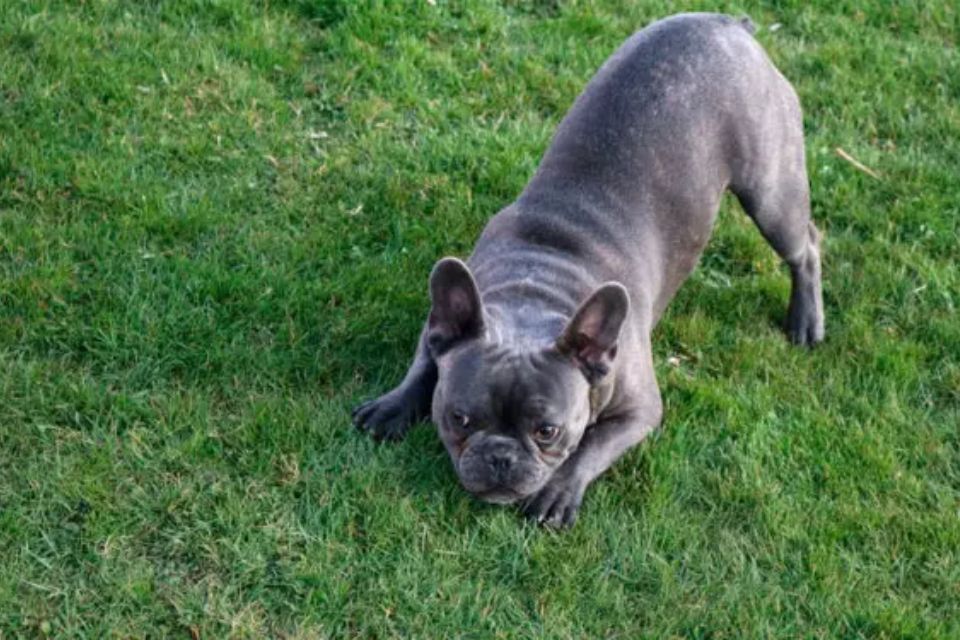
top-left (1, 0), bottom-right (958, 636)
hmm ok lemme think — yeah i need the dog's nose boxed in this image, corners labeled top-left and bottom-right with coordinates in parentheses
top-left (486, 450), bottom-right (516, 475)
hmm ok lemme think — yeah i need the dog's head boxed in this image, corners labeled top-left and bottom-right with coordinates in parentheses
top-left (427, 257), bottom-right (629, 503)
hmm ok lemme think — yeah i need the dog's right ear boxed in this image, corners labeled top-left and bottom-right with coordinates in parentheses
top-left (427, 257), bottom-right (484, 356)
top-left (556, 282), bottom-right (630, 384)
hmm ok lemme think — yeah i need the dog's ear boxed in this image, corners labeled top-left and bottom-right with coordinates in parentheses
top-left (556, 282), bottom-right (630, 383)
top-left (427, 257), bottom-right (484, 356)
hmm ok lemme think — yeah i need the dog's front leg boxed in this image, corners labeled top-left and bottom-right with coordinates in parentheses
top-left (522, 407), bottom-right (660, 528)
top-left (352, 327), bottom-right (437, 442)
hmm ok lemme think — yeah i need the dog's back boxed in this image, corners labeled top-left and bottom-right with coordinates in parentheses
top-left (475, 13), bottom-right (810, 326)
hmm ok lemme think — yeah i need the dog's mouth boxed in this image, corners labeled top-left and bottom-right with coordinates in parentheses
top-left (474, 487), bottom-right (524, 505)
top-left (453, 445), bottom-right (552, 504)
top-left (456, 465), bottom-right (541, 504)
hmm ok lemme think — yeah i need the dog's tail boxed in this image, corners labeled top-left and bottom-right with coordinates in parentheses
top-left (736, 15), bottom-right (756, 34)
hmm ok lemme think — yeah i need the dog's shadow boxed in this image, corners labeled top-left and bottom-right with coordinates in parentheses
top-left (384, 422), bottom-right (504, 521)
top-left (392, 423), bottom-right (457, 493)
top-left (379, 417), bottom-right (657, 529)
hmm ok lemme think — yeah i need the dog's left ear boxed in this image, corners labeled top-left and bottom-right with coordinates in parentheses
top-left (556, 282), bottom-right (630, 383)
top-left (427, 257), bottom-right (484, 356)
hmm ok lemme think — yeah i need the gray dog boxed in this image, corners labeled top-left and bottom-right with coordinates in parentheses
top-left (353, 13), bottom-right (824, 528)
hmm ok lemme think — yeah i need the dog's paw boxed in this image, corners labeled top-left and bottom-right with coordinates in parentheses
top-left (786, 258), bottom-right (824, 347)
top-left (521, 474), bottom-right (586, 529)
top-left (351, 390), bottom-right (419, 442)
top-left (786, 298), bottom-right (824, 347)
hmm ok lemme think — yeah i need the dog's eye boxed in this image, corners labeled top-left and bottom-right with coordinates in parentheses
top-left (450, 410), bottom-right (470, 429)
top-left (533, 423), bottom-right (559, 443)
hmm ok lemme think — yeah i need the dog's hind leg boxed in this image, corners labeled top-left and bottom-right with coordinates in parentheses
top-left (730, 92), bottom-right (825, 347)
top-left (733, 169), bottom-right (824, 347)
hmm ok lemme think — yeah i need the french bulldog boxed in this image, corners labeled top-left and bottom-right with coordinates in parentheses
top-left (353, 13), bottom-right (824, 528)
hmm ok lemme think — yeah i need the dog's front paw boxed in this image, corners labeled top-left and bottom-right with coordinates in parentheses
top-left (521, 474), bottom-right (586, 529)
top-left (351, 390), bottom-right (419, 442)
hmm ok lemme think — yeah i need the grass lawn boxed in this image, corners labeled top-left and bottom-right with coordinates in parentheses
top-left (1, 0), bottom-right (958, 636)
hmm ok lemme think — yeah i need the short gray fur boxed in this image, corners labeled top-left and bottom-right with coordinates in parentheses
top-left (353, 13), bottom-right (824, 528)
